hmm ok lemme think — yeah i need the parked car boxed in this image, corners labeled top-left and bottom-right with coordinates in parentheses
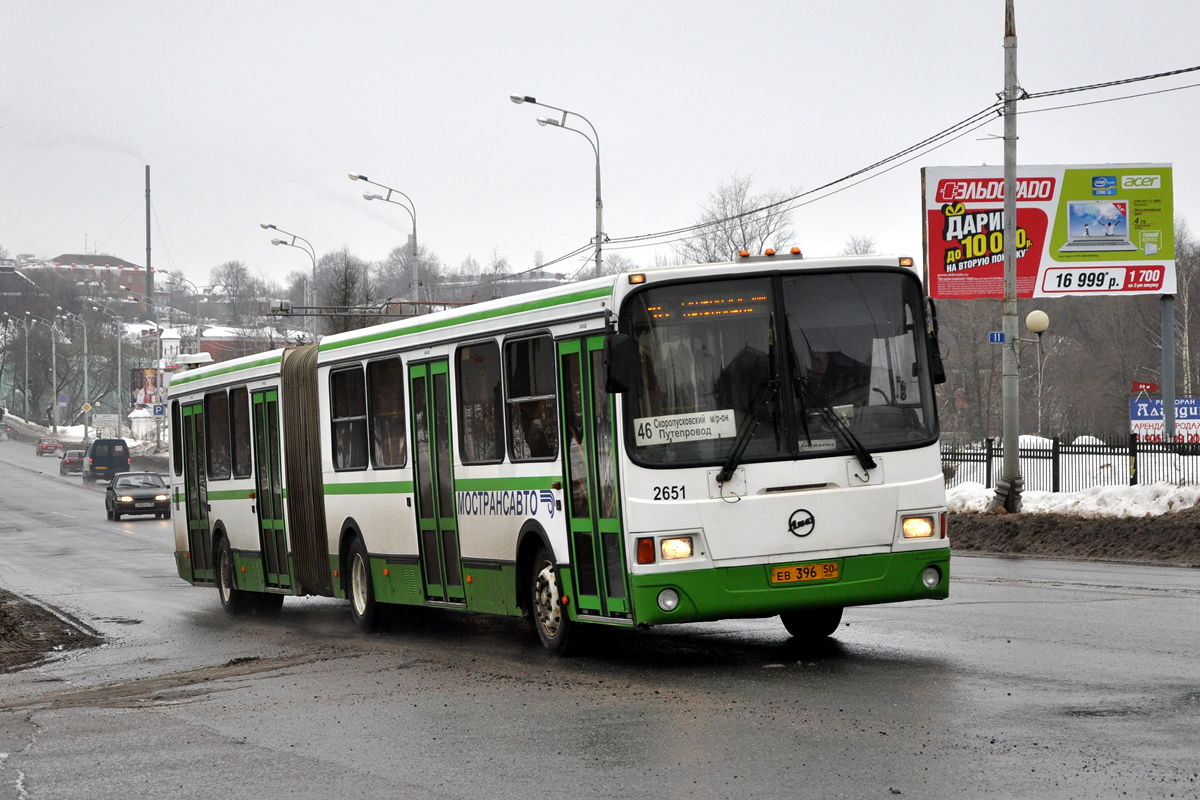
top-left (59, 449), bottom-right (85, 475)
top-left (35, 437), bottom-right (62, 456)
top-left (82, 438), bottom-right (131, 484)
top-left (105, 472), bottom-right (171, 520)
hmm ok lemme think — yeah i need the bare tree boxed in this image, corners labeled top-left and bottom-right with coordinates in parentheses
top-left (1173, 218), bottom-right (1200, 395)
top-left (209, 260), bottom-right (264, 326)
top-left (840, 235), bottom-right (878, 256)
top-left (317, 247), bottom-right (372, 334)
top-left (674, 174), bottom-right (798, 264)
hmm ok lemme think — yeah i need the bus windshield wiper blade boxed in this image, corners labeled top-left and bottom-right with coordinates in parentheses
top-left (716, 380), bottom-right (777, 484)
top-left (796, 377), bottom-right (876, 473)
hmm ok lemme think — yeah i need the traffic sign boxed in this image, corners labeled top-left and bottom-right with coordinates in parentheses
top-left (82, 402), bottom-right (92, 412)
top-left (153, 404), bottom-right (166, 417)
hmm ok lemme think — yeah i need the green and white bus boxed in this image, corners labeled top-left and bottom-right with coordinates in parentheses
top-left (168, 253), bottom-right (949, 654)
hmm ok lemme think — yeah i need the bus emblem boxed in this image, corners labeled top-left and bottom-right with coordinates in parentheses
top-left (788, 509), bottom-right (815, 537)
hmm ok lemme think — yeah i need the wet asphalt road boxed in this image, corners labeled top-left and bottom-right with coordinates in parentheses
top-left (1, 437), bottom-right (1198, 799)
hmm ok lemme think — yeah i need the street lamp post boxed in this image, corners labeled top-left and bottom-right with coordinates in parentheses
top-left (2, 312), bottom-right (32, 420)
top-left (59, 308), bottom-right (89, 441)
top-left (510, 94), bottom-right (604, 279)
top-left (262, 223), bottom-right (318, 341)
top-left (349, 174), bottom-right (419, 308)
top-left (93, 305), bottom-right (124, 435)
top-left (28, 316), bottom-right (59, 433)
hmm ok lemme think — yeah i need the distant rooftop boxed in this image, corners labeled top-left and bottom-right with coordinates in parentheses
top-left (45, 254), bottom-right (145, 270)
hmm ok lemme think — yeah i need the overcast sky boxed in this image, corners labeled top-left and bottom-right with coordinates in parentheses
top-left (3, 1), bottom-right (1199, 290)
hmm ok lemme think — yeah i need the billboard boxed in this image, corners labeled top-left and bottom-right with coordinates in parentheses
top-left (130, 368), bottom-right (165, 408)
top-left (1130, 398), bottom-right (1200, 442)
top-left (924, 164), bottom-right (1174, 299)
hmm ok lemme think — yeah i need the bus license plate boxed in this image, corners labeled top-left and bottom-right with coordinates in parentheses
top-left (770, 561), bottom-right (839, 585)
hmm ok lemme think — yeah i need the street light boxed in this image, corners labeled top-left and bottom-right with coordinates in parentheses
top-left (262, 223), bottom-right (318, 342)
top-left (2, 311), bottom-right (32, 420)
top-left (510, 93), bottom-right (605, 279)
top-left (27, 315), bottom-right (59, 433)
top-left (350, 173), bottom-right (420, 308)
top-left (58, 308), bottom-right (90, 441)
top-left (93, 304), bottom-right (125, 435)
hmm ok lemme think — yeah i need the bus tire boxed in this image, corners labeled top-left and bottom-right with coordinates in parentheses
top-left (531, 547), bottom-right (575, 656)
top-left (348, 537), bottom-right (378, 633)
top-left (254, 592), bottom-right (284, 616)
top-left (217, 537), bottom-right (253, 615)
top-left (780, 607), bottom-right (843, 640)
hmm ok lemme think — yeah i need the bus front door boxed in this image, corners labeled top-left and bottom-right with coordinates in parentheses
top-left (252, 389), bottom-right (291, 590)
top-left (558, 337), bottom-right (630, 618)
top-left (409, 360), bottom-right (465, 603)
top-left (181, 402), bottom-right (214, 583)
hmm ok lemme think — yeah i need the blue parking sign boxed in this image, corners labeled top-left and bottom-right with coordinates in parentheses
top-left (153, 404), bottom-right (166, 417)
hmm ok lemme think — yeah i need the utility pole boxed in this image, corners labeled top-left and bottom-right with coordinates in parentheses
top-left (989, 0), bottom-right (1024, 513)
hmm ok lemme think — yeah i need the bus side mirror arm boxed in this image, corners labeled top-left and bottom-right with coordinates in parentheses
top-left (603, 334), bottom-right (635, 394)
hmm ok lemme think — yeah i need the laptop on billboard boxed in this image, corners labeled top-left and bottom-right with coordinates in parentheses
top-left (1058, 199), bottom-right (1139, 251)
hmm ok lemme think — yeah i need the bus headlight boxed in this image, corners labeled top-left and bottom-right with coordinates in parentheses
top-left (657, 588), bottom-right (680, 612)
top-left (902, 516), bottom-right (935, 538)
top-left (921, 566), bottom-right (942, 588)
top-left (660, 536), bottom-right (693, 560)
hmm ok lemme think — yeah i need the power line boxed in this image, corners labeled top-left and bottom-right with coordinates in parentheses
top-left (1018, 80), bottom-right (1200, 115)
top-left (1023, 64), bottom-right (1200, 100)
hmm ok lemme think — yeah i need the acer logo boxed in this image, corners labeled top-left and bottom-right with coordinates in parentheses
top-left (1121, 175), bottom-right (1161, 190)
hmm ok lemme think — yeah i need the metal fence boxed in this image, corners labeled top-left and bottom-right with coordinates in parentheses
top-left (941, 434), bottom-right (1200, 491)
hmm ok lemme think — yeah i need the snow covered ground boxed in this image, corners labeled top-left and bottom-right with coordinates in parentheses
top-left (948, 481), bottom-right (1200, 517)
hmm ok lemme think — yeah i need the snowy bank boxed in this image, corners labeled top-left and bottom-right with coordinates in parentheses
top-left (948, 481), bottom-right (1200, 517)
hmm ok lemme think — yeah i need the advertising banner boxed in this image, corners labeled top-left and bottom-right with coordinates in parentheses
top-left (130, 368), bottom-right (165, 408)
top-left (924, 164), bottom-right (1174, 299)
top-left (1130, 397), bottom-right (1200, 442)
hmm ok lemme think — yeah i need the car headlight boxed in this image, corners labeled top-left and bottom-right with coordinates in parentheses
top-left (118, 495), bottom-right (134, 502)
top-left (660, 536), bottom-right (694, 560)
top-left (902, 515), bottom-right (936, 538)
top-left (154, 494), bottom-right (169, 501)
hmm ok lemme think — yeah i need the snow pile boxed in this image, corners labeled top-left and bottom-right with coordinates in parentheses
top-left (948, 481), bottom-right (1200, 517)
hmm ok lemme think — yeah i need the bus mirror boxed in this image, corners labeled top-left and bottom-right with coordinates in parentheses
top-left (603, 334), bottom-right (635, 394)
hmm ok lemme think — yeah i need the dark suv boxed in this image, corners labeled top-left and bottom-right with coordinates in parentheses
top-left (82, 438), bottom-right (132, 485)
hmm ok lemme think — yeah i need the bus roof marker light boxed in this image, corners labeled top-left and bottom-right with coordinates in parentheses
top-left (764, 249), bottom-right (776, 256)
top-left (899, 256), bottom-right (914, 267)
top-left (628, 273), bottom-right (646, 285)
top-left (790, 247), bottom-right (802, 256)
top-left (738, 250), bottom-right (750, 258)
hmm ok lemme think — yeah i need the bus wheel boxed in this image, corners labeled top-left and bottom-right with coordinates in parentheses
top-left (348, 538), bottom-right (378, 632)
top-left (780, 607), bottom-right (843, 640)
top-left (254, 592), bottom-right (284, 616)
top-left (531, 547), bottom-right (574, 655)
top-left (217, 537), bottom-right (253, 615)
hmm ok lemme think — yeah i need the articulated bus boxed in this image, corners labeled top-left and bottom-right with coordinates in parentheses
top-left (168, 253), bottom-right (950, 654)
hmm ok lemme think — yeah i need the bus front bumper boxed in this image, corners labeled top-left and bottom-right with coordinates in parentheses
top-left (628, 549), bottom-right (950, 626)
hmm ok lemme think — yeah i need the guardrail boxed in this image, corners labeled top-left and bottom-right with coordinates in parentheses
top-left (942, 434), bottom-right (1200, 491)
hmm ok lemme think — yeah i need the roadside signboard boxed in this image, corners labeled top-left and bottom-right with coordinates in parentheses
top-left (1130, 398), bottom-right (1200, 442)
top-left (92, 413), bottom-right (119, 437)
top-left (924, 164), bottom-right (1175, 299)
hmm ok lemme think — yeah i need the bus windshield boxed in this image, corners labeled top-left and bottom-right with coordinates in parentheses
top-left (623, 270), bottom-right (937, 468)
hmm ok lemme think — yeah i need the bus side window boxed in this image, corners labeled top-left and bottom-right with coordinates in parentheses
top-left (330, 366), bottom-right (369, 470)
top-left (367, 358), bottom-right (406, 468)
top-left (504, 335), bottom-right (558, 461)
top-left (205, 390), bottom-right (232, 480)
top-left (171, 401), bottom-right (183, 476)
top-left (229, 387), bottom-right (252, 478)
top-left (457, 342), bottom-right (504, 464)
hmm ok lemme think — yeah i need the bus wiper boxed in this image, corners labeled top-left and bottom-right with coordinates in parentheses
top-left (716, 380), bottom-right (778, 484)
top-left (796, 376), bottom-right (877, 473)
